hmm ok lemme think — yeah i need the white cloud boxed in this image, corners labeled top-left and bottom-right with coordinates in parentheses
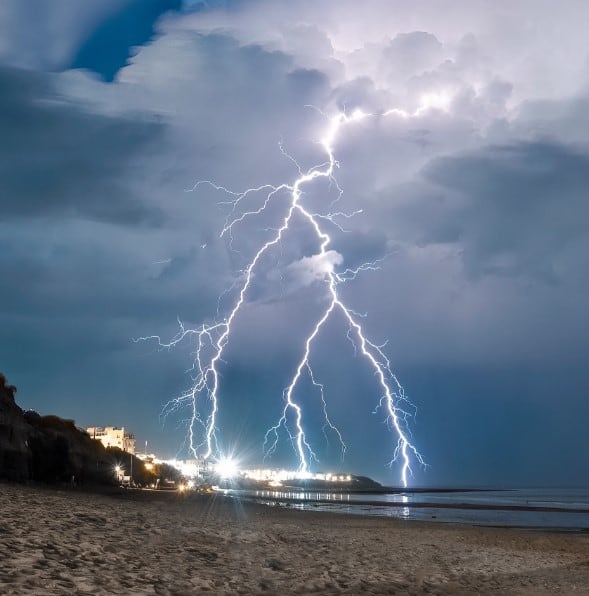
top-left (30, 1), bottom-right (589, 347)
top-left (287, 250), bottom-right (344, 288)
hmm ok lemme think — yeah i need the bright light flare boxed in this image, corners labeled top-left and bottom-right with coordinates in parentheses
top-left (215, 457), bottom-right (239, 479)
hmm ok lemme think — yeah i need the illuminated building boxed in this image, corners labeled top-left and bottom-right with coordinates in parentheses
top-left (87, 426), bottom-right (136, 454)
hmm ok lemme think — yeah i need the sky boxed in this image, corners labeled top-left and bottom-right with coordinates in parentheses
top-left (1, 0), bottom-right (588, 487)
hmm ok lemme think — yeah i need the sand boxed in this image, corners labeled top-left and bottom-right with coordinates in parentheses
top-left (1, 484), bottom-right (588, 595)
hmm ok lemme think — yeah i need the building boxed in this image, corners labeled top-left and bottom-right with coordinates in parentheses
top-left (86, 426), bottom-right (136, 454)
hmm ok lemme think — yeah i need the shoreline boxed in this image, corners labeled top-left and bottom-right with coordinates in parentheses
top-left (242, 493), bottom-right (589, 515)
top-left (2, 483), bottom-right (589, 594)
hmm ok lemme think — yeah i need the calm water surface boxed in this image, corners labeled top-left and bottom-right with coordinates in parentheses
top-left (230, 488), bottom-right (589, 530)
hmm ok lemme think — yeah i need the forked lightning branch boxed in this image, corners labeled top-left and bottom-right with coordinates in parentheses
top-left (142, 105), bottom-right (432, 487)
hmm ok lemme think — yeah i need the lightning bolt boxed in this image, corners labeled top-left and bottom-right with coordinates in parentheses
top-left (141, 105), bottom-right (430, 487)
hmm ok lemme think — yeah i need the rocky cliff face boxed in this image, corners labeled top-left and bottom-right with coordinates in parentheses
top-left (0, 373), bottom-right (115, 484)
top-left (0, 373), bottom-right (179, 487)
top-left (22, 412), bottom-right (117, 484)
top-left (0, 375), bottom-right (32, 481)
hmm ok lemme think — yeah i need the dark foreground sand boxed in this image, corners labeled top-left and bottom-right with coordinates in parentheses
top-left (1, 484), bottom-right (588, 595)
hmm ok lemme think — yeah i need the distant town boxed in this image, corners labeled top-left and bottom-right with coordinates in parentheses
top-left (85, 425), bottom-right (376, 491)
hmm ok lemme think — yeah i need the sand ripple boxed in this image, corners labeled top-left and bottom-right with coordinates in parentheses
top-left (0, 484), bottom-right (588, 594)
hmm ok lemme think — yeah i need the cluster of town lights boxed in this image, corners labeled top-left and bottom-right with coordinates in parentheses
top-left (125, 453), bottom-right (355, 490)
top-left (186, 455), bottom-right (354, 484)
top-left (240, 468), bottom-right (352, 484)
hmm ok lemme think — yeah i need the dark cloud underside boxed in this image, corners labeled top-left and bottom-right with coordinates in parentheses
top-left (0, 67), bottom-right (163, 225)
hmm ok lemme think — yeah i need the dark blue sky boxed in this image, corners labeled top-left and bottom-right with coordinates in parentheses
top-left (70, 0), bottom-right (183, 81)
top-left (1, 0), bottom-right (588, 487)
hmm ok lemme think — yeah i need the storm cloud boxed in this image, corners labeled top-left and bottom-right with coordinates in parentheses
top-left (1, 0), bottom-right (587, 486)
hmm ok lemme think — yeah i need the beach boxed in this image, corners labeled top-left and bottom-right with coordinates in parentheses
top-left (1, 484), bottom-right (588, 595)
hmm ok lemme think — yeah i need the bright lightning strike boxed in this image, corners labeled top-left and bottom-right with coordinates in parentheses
top-left (141, 101), bottom-right (438, 487)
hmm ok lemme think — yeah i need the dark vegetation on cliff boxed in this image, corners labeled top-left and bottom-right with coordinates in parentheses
top-left (0, 373), bottom-right (179, 486)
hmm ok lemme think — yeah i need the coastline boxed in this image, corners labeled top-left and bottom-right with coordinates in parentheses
top-left (1, 483), bottom-right (589, 594)
top-left (241, 493), bottom-right (589, 515)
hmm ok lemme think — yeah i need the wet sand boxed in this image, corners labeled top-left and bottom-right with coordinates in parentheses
top-left (1, 483), bottom-right (588, 595)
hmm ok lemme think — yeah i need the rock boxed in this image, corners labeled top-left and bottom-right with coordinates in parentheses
top-left (0, 372), bottom-right (116, 485)
top-left (0, 374), bottom-right (32, 481)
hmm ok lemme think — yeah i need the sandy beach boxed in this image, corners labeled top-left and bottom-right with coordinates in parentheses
top-left (1, 484), bottom-right (588, 595)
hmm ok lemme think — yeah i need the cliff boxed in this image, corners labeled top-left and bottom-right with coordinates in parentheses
top-left (0, 373), bottom-right (182, 487)
top-left (0, 374), bottom-right (31, 481)
top-left (0, 373), bottom-right (119, 485)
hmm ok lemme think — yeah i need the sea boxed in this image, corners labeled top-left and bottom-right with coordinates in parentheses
top-left (229, 488), bottom-right (589, 531)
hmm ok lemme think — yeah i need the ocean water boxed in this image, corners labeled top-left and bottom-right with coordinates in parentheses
top-left (233, 488), bottom-right (589, 530)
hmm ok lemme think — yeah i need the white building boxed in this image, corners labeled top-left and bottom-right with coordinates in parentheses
top-left (159, 457), bottom-right (215, 478)
top-left (87, 426), bottom-right (136, 454)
